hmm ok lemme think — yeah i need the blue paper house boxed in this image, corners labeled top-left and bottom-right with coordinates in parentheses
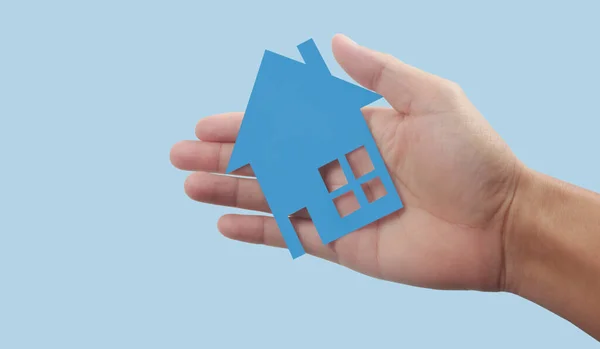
top-left (227, 39), bottom-right (403, 258)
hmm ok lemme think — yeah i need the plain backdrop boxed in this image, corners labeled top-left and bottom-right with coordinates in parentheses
top-left (1, 1), bottom-right (599, 348)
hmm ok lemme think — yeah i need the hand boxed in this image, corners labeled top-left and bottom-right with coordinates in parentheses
top-left (170, 34), bottom-right (523, 291)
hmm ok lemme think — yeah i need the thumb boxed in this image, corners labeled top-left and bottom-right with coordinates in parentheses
top-left (332, 34), bottom-right (436, 114)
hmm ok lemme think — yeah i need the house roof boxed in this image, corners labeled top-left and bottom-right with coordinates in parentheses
top-left (226, 39), bottom-right (382, 174)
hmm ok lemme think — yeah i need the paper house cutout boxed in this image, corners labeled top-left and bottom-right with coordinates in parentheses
top-left (227, 39), bottom-right (403, 258)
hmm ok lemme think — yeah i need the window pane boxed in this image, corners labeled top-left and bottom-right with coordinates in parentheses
top-left (319, 158), bottom-right (347, 192)
top-left (333, 190), bottom-right (360, 217)
top-left (361, 177), bottom-right (386, 203)
top-left (346, 145), bottom-right (374, 179)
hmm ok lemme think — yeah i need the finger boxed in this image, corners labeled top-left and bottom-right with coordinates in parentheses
top-left (187, 108), bottom-right (383, 179)
top-left (196, 112), bottom-right (243, 142)
top-left (196, 108), bottom-right (380, 144)
top-left (170, 140), bottom-right (254, 176)
top-left (184, 107), bottom-right (386, 180)
top-left (185, 172), bottom-right (268, 212)
top-left (218, 214), bottom-right (338, 262)
top-left (184, 172), bottom-right (310, 218)
top-left (332, 34), bottom-right (439, 115)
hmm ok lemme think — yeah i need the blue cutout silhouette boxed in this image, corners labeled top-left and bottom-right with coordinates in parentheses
top-left (227, 39), bottom-right (403, 258)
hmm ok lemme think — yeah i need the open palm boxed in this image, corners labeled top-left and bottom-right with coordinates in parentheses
top-left (170, 35), bottom-right (522, 291)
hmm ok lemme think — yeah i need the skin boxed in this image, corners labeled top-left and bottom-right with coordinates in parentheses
top-left (170, 34), bottom-right (600, 339)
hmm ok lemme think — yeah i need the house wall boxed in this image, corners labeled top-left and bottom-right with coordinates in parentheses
top-left (306, 135), bottom-right (403, 244)
top-left (252, 125), bottom-right (402, 252)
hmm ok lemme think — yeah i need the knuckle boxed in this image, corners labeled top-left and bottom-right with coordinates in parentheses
top-left (437, 79), bottom-right (466, 107)
top-left (444, 79), bottom-right (464, 95)
top-left (371, 53), bottom-right (395, 90)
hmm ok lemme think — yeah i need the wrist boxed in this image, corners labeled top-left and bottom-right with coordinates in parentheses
top-left (501, 166), bottom-right (600, 338)
top-left (502, 167), bottom-right (576, 296)
top-left (501, 166), bottom-right (545, 295)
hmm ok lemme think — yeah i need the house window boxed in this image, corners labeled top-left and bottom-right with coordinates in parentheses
top-left (319, 158), bottom-right (347, 193)
top-left (333, 191), bottom-right (360, 217)
top-left (361, 176), bottom-right (387, 203)
top-left (319, 145), bottom-right (387, 218)
top-left (346, 146), bottom-right (374, 179)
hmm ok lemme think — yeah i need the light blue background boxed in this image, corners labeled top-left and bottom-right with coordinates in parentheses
top-left (1, 1), bottom-right (599, 348)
